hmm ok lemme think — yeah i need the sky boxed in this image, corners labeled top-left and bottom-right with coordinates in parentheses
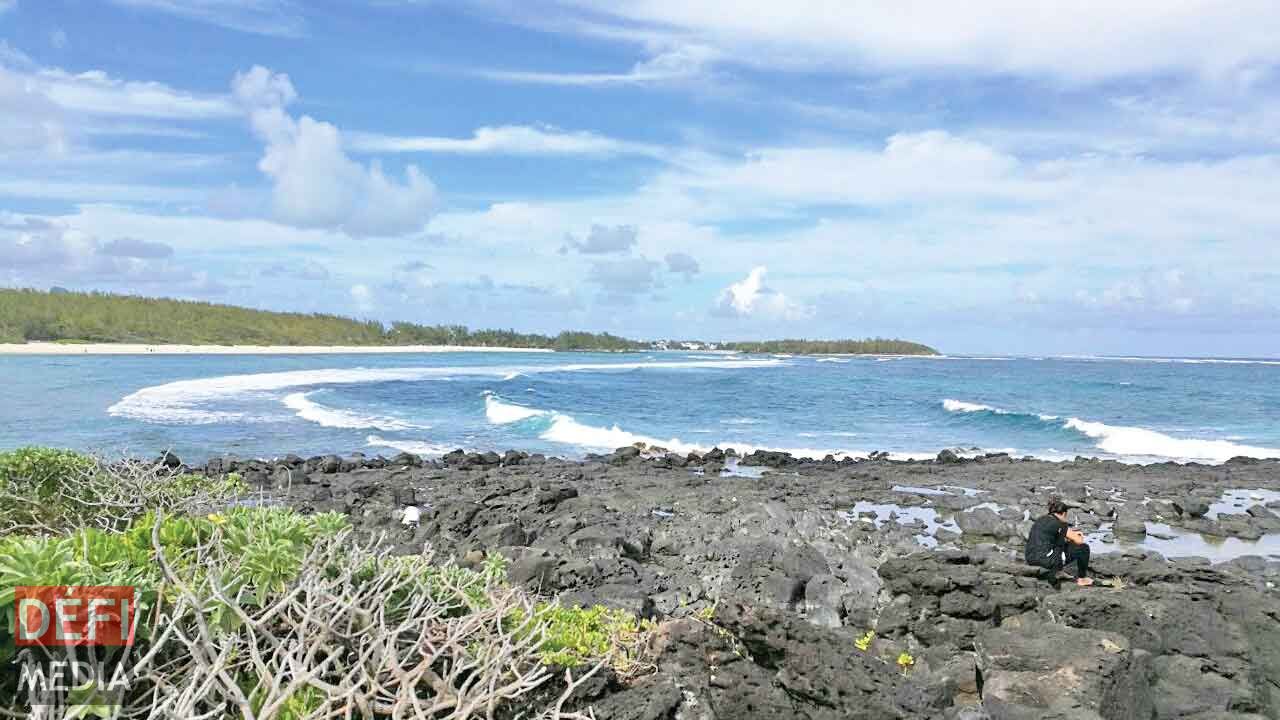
top-left (2, 1), bottom-right (1279, 356)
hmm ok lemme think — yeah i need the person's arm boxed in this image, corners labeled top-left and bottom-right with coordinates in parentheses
top-left (1054, 522), bottom-right (1069, 551)
top-left (1065, 527), bottom-right (1086, 545)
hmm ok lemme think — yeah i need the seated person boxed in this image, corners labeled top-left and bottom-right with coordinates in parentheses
top-left (1024, 498), bottom-right (1093, 586)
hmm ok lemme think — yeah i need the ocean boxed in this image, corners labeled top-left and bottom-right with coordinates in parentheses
top-left (3, 351), bottom-right (1279, 465)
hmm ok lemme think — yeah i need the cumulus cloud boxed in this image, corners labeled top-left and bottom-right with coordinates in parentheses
top-left (0, 216), bottom-right (225, 293)
top-left (712, 266), bottom-right (812, 320)
top-left (664, 251), bottom-right (699, 278)
top-left (232, 66), bottom-right (437, 237)
top-left (564, 224), bottom-right (638, 254)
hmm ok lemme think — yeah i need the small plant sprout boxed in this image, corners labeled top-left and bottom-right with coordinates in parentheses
top-left (855, 630), bottom-right (874, 652)
top-left (897, 652), bottom-right (915, 672)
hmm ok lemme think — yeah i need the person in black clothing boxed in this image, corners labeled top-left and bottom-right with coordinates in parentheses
top-left (1024, 498), bottom-right (1093, 586)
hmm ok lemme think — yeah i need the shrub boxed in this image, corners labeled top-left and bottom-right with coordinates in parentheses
top-left (0, 504), bottom-right (651, 717)
top-left (0, 448), bottom-right (246, 534)
top-left (0, 446), bottom-right (96, 498)
top-left (534, 603), bottom-right (657, 674)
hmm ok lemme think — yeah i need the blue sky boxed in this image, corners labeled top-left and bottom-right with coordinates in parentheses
top-left (2, 1), bottom-right (1279, 355)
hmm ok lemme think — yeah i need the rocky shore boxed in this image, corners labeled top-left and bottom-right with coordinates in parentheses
top-left (187, 447), bottom-right (1280, 719)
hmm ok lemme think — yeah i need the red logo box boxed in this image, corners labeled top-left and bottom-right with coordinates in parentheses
top-left (14, 586), bottom-right (137, 647)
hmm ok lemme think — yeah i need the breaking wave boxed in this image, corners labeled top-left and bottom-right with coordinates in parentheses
top-left (942, 397), bottom-right (1280, 463)
top-left (365, 434), bottom-right (457, 457)
top-left (484, 393), bottom-right (548, 424)
top-left (108, 358), bottom-right (782, 425)
top-left (284, 391), bottom-right (426, 431)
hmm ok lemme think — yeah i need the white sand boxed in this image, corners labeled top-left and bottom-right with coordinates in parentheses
top-left (0, 342), bottom-right (553, 356)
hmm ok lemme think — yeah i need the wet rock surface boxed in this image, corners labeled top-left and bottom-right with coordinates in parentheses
top-left (206, 449), bottom-right (1280, 719)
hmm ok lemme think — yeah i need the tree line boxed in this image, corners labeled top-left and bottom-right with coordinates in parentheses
top-left (0, 288), bottom-right (937, 354)
top-left (0, 288), bottom-right (646, 350)
top-left (719, 338), bottom-right (938, 355)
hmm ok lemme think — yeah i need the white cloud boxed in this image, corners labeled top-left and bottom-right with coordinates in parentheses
top-left (657, 131), bottom-right (1022, 213)
top-left (99, 236), bottom-right (174, 259)
top-left (108, 0), bottom-right (305, 37)
top-left (232, 66), bottom-right (437, 237)
top-left (0, 216), bottom-right (224, 293)
top-left (0, 65), bottom-right (69, 154)
top-left (712, 266), bottom-right (812, 320)
top-left (349, 283), bottom-right (375, 311)
top-left (0, 55), bottom-right (234, 176)
top-left (30, 67), bottom-right (237, 118)
top-left (586, 257), bottom-right (661, 305)
top-left (555, 1), bottom-right (1280, 83)
top-left (474, 44), bottom-right (715, 86)
top-left (346, 125), bottom-right (663, 158)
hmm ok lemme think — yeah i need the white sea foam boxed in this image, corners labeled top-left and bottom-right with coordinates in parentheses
top-left (283, 392), bottom-right (425, 431)
top-left (1062, 418), bottom-right (1280, 464)
top-left (942, 398), bottom-right (1057, 421)
top-left (483, 393), bottom-right (548, 424)
top-left (943, 396), bottom-right (1279, 463)
top-left (816, 357), bottom-right (850, 363)
top-left (537, 411), bottom-right (863, 460)
top-left (942, 399), bottom-right (1004, 414)
top-left (109, 358), bottom-right (782, 425)
top-left (365, 434), bottom-right (456, 457)
top-left (1062, 355), bottom-right (1280, 366)
top-left (722, 417), bottom-right (763, 425)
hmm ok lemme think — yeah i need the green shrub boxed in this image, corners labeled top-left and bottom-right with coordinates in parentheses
top-left (524, 603), bottom-right (656, 672)
top-left (0, 505), bottom-right (655, 714)
top-left (0, 446), bottom-right (96, 498)
top-left (0, 448), bottom-right (248, 534)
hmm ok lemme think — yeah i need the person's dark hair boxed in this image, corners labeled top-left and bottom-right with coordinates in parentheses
top-left (1047, 498), bottom-right (1069, 516)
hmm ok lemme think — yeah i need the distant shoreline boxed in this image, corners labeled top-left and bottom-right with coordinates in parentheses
top-left (0, 342), bottom-right (554, 356)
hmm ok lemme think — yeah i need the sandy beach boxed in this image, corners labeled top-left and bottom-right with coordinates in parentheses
top-left (0, 342), bottom-right (553, 356)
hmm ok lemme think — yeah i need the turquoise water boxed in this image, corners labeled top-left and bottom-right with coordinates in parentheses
top-left (2, 352), bottom-right (1279, 464)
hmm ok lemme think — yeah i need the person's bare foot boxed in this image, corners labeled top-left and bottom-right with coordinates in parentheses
top-left (1076, 577), bottom-right (1094, 587)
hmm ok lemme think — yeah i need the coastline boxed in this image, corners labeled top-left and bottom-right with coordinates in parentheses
top-left (222, 448), bottom-right (1280, 717)
top-left (0, 342), bottom-right (555, 356)
top-left (4, 442), bottom-right (1279, 716)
